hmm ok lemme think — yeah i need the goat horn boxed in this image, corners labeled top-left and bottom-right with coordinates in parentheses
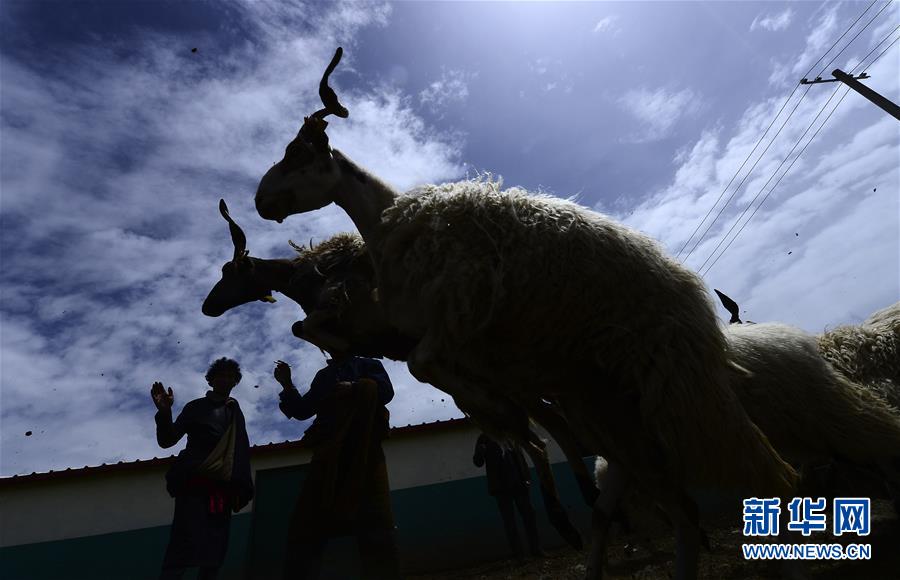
top-left (288, 239), bottom-right (304, 253)
top-left (219, 199), bottom-right (248, 262)
top-left (314, 47), bottom-right (349, 120)
top-left (296, 48), bottom-right (348, 151)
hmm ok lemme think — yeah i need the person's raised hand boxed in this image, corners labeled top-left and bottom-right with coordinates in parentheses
top-left (151, 381), bottom-right (174, 411)
top-left (274, 360), bottom-right (293, 387)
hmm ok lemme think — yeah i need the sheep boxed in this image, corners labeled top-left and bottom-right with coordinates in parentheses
top-left (817, 301), bottom-right (899, 406)
top-left (590, 322), bottom-right (900, 577)
top-left (725, 323), bottom-right (900, 474)
top-left (712, 291), bottom-right (898, 407)
top-left (202, 200), bottom-right (594, 550)
top-left (253, 48), bottom-right (798, 579)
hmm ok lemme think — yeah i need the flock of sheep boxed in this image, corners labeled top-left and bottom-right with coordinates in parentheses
top-left (202, 49), bottom-right (900, 579)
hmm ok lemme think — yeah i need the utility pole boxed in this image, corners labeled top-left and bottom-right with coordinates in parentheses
top-left (801, 69), bottom-right (900, 122)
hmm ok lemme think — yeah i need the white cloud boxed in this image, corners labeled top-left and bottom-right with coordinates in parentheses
top-left (769, 5), bottom-right (838, 85)
top-left (750, 9), bottom-right (794, 32)
top-left (618, 86), bottom-right (705, 142)
top-left (529, 57), bottom-right (555, 76)
top-left (418, 69), bottom-right (476, 112)
top-left (592, 15), bottom-right (619, 34)
top-left (0, 2), bottom-right (464, 475)
top-left (616, 47), bottom-right (899, 333)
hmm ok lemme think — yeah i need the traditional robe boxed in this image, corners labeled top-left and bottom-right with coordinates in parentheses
top-left (280, 357), bottom-right (399, 579)
top-left (156, 392), bottom-right (254, 569)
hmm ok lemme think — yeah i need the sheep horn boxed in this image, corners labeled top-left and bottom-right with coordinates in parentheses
top-left (313, 47), bottom-right (349, 120)
top-left (297, 48), bottom-right (348, 152)
top-left (219, 199), bottom-right (248, 262)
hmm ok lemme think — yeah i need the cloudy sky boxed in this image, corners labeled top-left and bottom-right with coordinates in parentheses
top-left (1, 1), bottom-right (897, 477)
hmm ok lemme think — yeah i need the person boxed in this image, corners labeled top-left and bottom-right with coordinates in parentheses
top-left (274, 352), bottom-right (401, 580)
top-left (473, 433), bottom-right (543, 560)
top-left (152, 357), bottom-right (254, 580)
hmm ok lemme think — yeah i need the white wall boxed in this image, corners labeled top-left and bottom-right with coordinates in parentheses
top-left (0, 420), bottom-right (571, 548)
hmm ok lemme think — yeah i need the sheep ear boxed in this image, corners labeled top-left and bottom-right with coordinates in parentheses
top-left (714, 289), bottom-right (742, 324)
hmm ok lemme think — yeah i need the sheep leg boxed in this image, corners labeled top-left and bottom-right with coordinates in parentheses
top-left (525, 398), bottom-right (600, 506)
top-left (408, 341), bottom-right (586, 551)
top-left (521, 433), bottom-right (584, 550)
top-left (665, 494), bottom-right (701, 580)
top-left (584, 459), bottom-right (630, 580)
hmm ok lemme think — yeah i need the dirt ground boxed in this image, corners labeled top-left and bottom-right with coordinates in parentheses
top-left (409, 500), bottom-right (900, 580)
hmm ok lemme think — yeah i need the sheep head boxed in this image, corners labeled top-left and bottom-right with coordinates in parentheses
top-left (202, 199), bottom-right (278, 317)
top-left (287, 236), bottom-right (417, 360)
top-left (256, 47), bottom-right (349, 223)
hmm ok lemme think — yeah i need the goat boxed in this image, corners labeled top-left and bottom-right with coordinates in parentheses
top-left (202, 200), bottom-right (598, 550)
top-left (252, 48), bottom-right (798, 579)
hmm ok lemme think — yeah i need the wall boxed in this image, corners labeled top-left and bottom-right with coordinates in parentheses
top-left (0, 420), bottom-right (593, 579)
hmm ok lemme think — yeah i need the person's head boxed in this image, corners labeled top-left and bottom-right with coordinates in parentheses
top-left (205, 357), bottom-right (242, 393)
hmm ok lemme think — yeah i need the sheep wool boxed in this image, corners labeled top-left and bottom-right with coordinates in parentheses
top-left (727, 323), bottom-right (900, 470)
top-left (377, 177), bottom-right (797, 497)
top-left (817, 301), bottom-right (899, 406)
top-left (595, 323), bottom-right (900, 543)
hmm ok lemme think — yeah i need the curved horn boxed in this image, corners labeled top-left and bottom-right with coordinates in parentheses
top-left (296, 48), bottom-right (348, 154)
top-left (314, 47), bottom-right (349, 120)
top-left (219, 199), bottom-right (248, 262)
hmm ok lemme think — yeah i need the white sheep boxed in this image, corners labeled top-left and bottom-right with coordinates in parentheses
top-left (817, 301), bottom-right (899, 407)
top-left (253, 49), bottom-right (798, 579)
top-left (202, 203), bottom-right (592, 549)
top-left (713, 291), bottom-right (898, 408)
top-left (590, 322), bottom-right (900, 576)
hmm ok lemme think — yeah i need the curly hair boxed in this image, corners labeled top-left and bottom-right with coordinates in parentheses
top-left (205, 357), bottom-right (242, 383)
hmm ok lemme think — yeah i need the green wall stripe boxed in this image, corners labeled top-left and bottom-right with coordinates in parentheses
top-left (1, 460), bottom-right (593, 579)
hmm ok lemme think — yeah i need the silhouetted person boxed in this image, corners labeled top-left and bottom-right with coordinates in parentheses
top-left (473, 433), bottom-right (543, 560)
top-left (152, 357), bottom-right (254, 580)
top-left (274, 352), bottom-right (400, 580)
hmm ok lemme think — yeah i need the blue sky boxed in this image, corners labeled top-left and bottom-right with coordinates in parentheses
top-left (1, 1), bottom-right (897, 476)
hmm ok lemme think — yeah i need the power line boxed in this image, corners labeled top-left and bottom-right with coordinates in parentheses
top-left (814, 0), bottom-right (894, 77)
top-left (700, 32), bottom-right (899, 277)
top-left (675, 90), bottom-right (793, 260)
top-left (700, 87), bottom-right (851, 277)
top-left (853, 24), bottom-right (900, 73)
top-left (696, 82), bottom-right (843, 275)
top-left (679, 86), bottom-right (812, 263)
top-left (675, 0), bottom-right (883, 262)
